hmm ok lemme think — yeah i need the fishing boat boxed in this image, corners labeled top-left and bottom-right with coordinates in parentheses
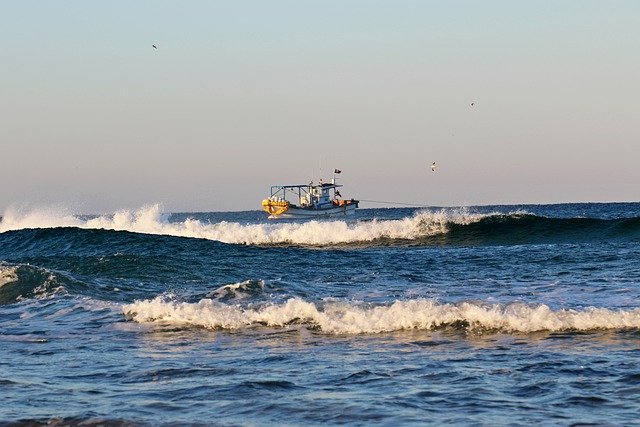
top-left (261, 177), bottom-right (359, 218)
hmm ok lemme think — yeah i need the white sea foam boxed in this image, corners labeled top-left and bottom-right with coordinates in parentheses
top-left (0, 204), bottom-right (489, 245)
top-left (0, 263), bottom-right (65, 298)
top-left (122, 297), bottom-right (640, 334)
top-left (0, 265), bottom-right (19, 288)
top-left (206, 279), bottom-right (265, 301)
top-left (0, 205), bottom-right (82, 231)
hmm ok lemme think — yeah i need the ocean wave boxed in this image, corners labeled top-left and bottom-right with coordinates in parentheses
top-left (0, 263), bottom-right (68, 304)
top-left (0, 264), bottom-right (19, 288)
top-left (205, 279), bottom-right (266, 302)
top-left (0, 204), bottom-right (485, 245)
top-left (122, 297), bottom-right (640, 334)
top-left (2, 204), bottom-right (639, 247)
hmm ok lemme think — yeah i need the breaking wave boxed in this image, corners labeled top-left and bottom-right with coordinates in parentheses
top-left (0, 263), bottom-right (69, 304)
top-left (2, 204), bottom-right (639, 246)
top-left (205, 279), bottom-right (266, 303)
top-left (123, 296), bottom-right (640, 335)
top-left (0, 204), bottom-right (483, 245)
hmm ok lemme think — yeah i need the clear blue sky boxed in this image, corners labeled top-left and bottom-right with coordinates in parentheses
top-left (2, 1), bottom-right (638, 212)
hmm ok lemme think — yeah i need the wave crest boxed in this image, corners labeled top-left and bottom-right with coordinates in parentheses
top-left (0, 263), bottom-right (68, 304)
top-left (3, 204), bottom-right (638, 246)
top-left (1, 204), bottom-right (485, 245)
top-left (0, 265), bottom-right (19, 289)
top-left (206, 279), bottom-right (266, 302)
top-left (122, 297), bottom-right (640, 334)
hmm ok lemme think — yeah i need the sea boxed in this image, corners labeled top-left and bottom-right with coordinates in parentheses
top-left (1, 202), bottom-right (640, 426)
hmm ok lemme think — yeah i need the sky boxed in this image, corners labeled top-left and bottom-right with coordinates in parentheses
top-left (1, 0), bottom-right (639, 213)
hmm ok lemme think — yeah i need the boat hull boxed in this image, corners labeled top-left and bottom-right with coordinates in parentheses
top-left (271, 203), bottom-right (358, 219)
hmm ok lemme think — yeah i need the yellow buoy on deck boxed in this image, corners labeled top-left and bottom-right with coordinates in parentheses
top-left (261, 199), bottom-right (290, 216)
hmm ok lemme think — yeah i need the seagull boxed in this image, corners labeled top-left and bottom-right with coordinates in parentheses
top-left (470, 102), bottom-right (475, 107)
top-left (431, 162), bottom-right (437, 172)
top-left (152, 44), bottom-right (157, 49)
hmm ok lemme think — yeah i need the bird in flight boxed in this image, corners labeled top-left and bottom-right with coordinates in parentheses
top-left (152, 44), bottom-right (157, 49)
top-left (431, 162), bottom-right (437, 172)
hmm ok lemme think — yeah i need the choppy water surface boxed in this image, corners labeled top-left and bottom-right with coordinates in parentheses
top-left (1, 203), bottom-right (640, 425)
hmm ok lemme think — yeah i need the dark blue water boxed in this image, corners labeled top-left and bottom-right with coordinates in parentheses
top-left (1, 203), bottom-right (640, 425)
